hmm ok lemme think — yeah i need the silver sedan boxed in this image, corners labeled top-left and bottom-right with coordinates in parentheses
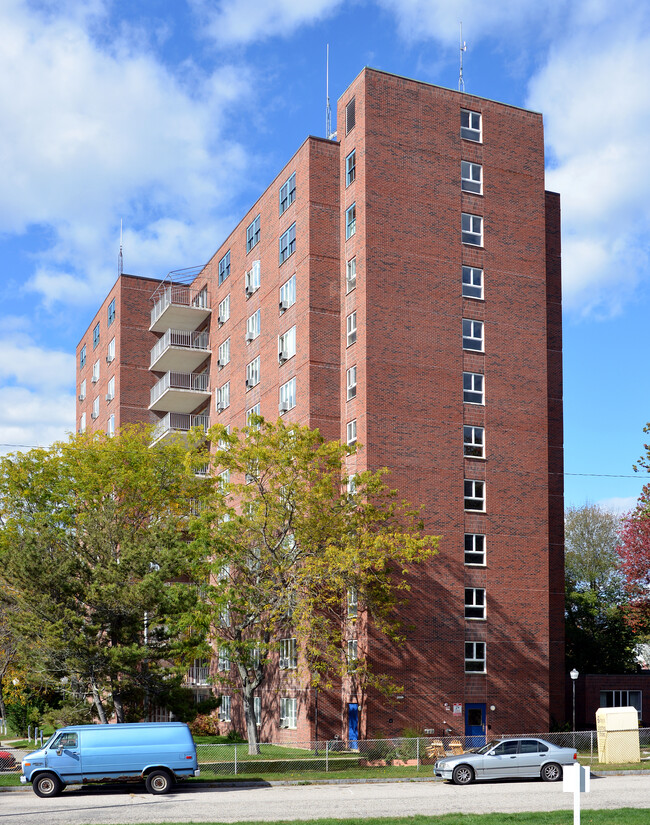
top-left (434, 738), bottom-right (578, 785)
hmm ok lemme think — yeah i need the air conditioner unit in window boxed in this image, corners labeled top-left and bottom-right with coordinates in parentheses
top-left (279, 400), bottom-right (289, 413)
top-left (279, 298), bottom-right (290, 311)
top-left (245, 284), bottom-right (254, 298)
top-left (279, 718), bottom-right (288, 728)
top-left (91, 411), bottom-right (99, 420)
top-left (91, 375), bottom-right (98, 383)
top-left (78, 394), bottom-right (85, 402)
top-left (217, 402), bottom-right (226, 412)
top-left (217, 358), bottom-right (225, 368)
top-left (105, 393), bottom-right (113, 402)
top-left (245, 378), bottom-right (254, 389)
top-left (278, 657), bottom-right (288, 670)
top-left (106, 354), bottom-right (114, 363)
top-left (245, 331), bottom-right (255, 342)
top-left (278, 351), bottom-right (287, 364)
top-left (218, 314), bottom-right (225, 326)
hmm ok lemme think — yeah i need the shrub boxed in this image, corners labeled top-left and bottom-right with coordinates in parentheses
top-left (189, 714), bottom-right (219, 736)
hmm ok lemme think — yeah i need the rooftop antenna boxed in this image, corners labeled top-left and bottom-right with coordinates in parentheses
top-left (326, 44), bottom-right (332, 140)
top-left (118, 219), bottom-right (123, 276)
top-left (459, 22), bottom-right (467, 92)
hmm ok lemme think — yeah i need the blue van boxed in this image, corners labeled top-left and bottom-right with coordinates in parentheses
top-left (21, 722), bottom-right (199, 797)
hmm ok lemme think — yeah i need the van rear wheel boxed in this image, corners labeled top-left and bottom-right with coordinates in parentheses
top-left (33, 772), bottom-right (62, 798)
top-left (146, 769), bottom-right (173, 795)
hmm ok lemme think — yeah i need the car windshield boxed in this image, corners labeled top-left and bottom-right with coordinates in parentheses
top-left (474, 740), bottom-right (500, 754)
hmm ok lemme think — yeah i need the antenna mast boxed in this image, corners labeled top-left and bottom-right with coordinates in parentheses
top-left (326, 44), bottom-right (332, 140)
top-left (459, 22), bottom-right (467, 92)
top-left (118, 219), bottom-right (123, 276)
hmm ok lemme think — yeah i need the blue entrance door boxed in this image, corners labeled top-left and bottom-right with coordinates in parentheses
top-left (347, 703), bottom-right (359, 748)
top-left (464, 703), bottom-right (486, 747)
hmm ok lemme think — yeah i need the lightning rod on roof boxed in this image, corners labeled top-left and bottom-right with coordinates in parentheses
top-left (118, 219), bottom-right (123, 276)
top-left (459, 22), bottom-right (467, 92)
top-left (326, 44), bottom-right (332, 140)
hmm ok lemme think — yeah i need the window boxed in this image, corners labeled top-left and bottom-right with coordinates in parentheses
top-left (254, 696), bottom-right (261, 727)
top-left (218, 469), bottom-right (230, 490)
top-left (462, 266), bottom-right (484, 300)
top-left (279, 223), bottom-right (296, 264)
top-left (279, 171), bottom-right (296, 215)
top-left (463, 372), bottom-right (484, 405)
top-left (464, 479), bottom-right (485, 511)
top-left (461, 109), bottom-right (482, 142)
top-left (79, 344), bottom-right (86, 369)
top-left (107, 336), bottom-right (116, 362)
top-left (218, 338), bottom-right (230, 368)
top-left (465, 588), bottom-right (486, 620)
top-left (246, 260), bottom-right (261, 296)
top-left (92, 360), bottom-right (100, 383)
top-left (280, 274), bottom-right (296, 311)
top-left (219, 695), bottom-right (231, 722)
top-left (347, 639), bottom-right (358, 669)
top-left (279, 377), bottom-right (296, 413)
top-left (246, 404), bottom-right (261, 426)
top-left (193, 285), bottom-right (208, 309)
top-left (246, 214), bottom-right (261, 252)
top-left (462, 213), bottom-right (483, 246)
top-left (345, 98), bottom-right (356, 134)
top-left (107, 297), bottom-right (116, 326)
top-left (279, 638), bottom-right (297, 669)
top-left (347, 475), bottom-right (357, 497)
top-left (493, 741), bottom-right (518, 756)
top-left (347, 419), bottom-right (357, 446)
top-left (218, 647), bottom-right (230, 672)
top-left (246, 309), bottom-right (261, 341)
top-left (79, 379), bottom-right (86, 401)
top-left (463, 319), bottom-right (484, 352)
top-left (92, 396), bottom-right (100, 420)
top-left (463, 425), bottom-right (484, 458)
top-left (600, 690), bottom-right (642, 718)
top-left (280, 697), bottom-right (297, 729)
top-left (346, 311), bottom-right (357, 346)
top-left (461, 161), bottom-right (482, 194)
top-left (346, 150), bottom-right (356, 186)
top-left (93, 322), bottom-right (100, 349)
top-left (246, 356), bottom-right (260, 390)
top-left (107, 414), bottom-right (115, 437)
top-left (346, 203), bottom-right (356, 239)
top-left (278, 326), bottom-right (296, 363)
top-left (218, 250), bottom-right (231, 285)
top-left (216, 382), bottom-right (230, 412)
top-left (346, 257), bottom-right (357, 293)
top-left (347, 588), bottom-right (358, 618)
top-left (106, 376), bottom-right (115, 402)
top-left (79, 412), bottom-right (86, 434)
top-left (465, 641), bottom-right (486, 672)
top-left (465, 533), bottom-right (486, 566)
top-left (347, 366), bottom-right (357, 400)
top-left (520, 740), bottom-right (548, 754)
top-left (218, 294), bottom-right (230, 325)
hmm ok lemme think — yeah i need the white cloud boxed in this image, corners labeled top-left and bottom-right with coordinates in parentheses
top-left (596, 496), bottom-right (639, 516)
top-left (191, 0), bottom-right (344, 45)
top-left (0, 336), bottom-right (74, 391)
top-left (0, 386), bottom-right (75, 455)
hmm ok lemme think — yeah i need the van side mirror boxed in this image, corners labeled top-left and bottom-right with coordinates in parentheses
top-left (56, 747), bottom-right (63, 756)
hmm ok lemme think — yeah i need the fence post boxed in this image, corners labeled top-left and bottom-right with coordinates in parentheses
top-left (28, 725), bottom-right (32, 742)
top-left (417, 737), bottom-right (420, 770)
top-left (234, 743), bottom-right (237, 775)
top-left (326, 740), bottom-right (329, 773)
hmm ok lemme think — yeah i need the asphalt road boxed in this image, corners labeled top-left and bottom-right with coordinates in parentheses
top-left (1, 776), bottom-right (648, 825)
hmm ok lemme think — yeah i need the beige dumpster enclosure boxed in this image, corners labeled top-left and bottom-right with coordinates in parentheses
top-left (596, 706), bottom-right (640, 763)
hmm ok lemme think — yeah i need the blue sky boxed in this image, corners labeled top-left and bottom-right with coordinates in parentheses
top-left (1, 0), bottom-right (649, 512)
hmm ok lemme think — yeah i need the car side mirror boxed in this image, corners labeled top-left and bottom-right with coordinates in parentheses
top-left (56, 747), bottom-right (63, 756)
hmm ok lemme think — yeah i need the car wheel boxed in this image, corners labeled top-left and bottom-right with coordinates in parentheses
top-left (33, 772), bottom-right (62, 798)
top-left (541, 762), bottom-right (562, 782)
top-left (145, 769), bottom-right (173, 795)
top-left (452, 764), bottom-right (475, 785)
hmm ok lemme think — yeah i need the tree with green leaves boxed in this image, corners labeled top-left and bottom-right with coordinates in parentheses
top-left (0, 425), bottom-right (204, 723)
top-left (188, 417), bottom-right (438, 753)
top-left (564, 503), bottom-right (638, 673)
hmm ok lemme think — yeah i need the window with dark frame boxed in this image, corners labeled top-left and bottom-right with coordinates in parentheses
top-left (107, 298), bottom-right (116, 326)
top-left (346, 150), bottom-right (356, 186)
top-left (93, 322), bottom-right (100, 349)
top-left (246, 214), bottom-right (261, 252)
top-left (279, 172), bottom-right (296, 215)
top-left (218, 250), bottom-right (231, 285)
top-left (279, 223), bottom-right (296, 264)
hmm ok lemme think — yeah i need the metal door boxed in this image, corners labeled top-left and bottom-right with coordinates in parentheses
top-left (347, 703), bottom-right (359, 749)
top-left (464, 703), bottom-right (486, 747)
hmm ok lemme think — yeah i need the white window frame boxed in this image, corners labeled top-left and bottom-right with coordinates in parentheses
top-left (465, 533), bottom-right (486, 566)
top-left (280, 697), bottom-right (297, 729)
top-left (463, 319), bottom-right (484, 352)
top-left (246, 356), bottom-right (260, 390)
top-left (465, 641), bottom-right (486, 673)
top-left (347, 475), bottom-right (357, 497)
top-left (245, 259), bottom-right (261, 296)
top-left (465, 587), bottom-right (486, 620)
top-left (462, 213), bottom-right (483, 246)
top-left (246, 214), bottom-right (261, 253)
top-left (347, 419), bottom-right (357, 446)
top-left (346, 257), bottom-right (357, 293)
top-left (279, 377), bottom-right (296, 414)
top-left (347, 638), bottom-right (358, 668)
top-left (347, 588), bottom-right (358, 618)
top-left (278, 326), bottom-right (296, 363)
top-left (218, 469), bottom-right (230, 490)
top-left (106, 414), bottom-right (115, 437)
top-left (246, 404), bottom-right (261, 427)
top-left (346, 149), bottom-right (356, 186)
top-left (279, 274), bottom-right (296, 312)
top-left (464, 479), bottom-right (485, 512)
top-left (218, 647), bottom-right (230, 672)
top-left (346, 366), bottom-right (357, 400)
top-left (92, 360), bottom-right (100, 383)
top-left (91, 396), bottom-right (100, 420)
top-left (218, 338), bottom-right (230, 369)
top-left (462, 266), bottom-right (484, 300)
top-left (463, 372), bottom-right (484, 405)
top-left (463, 425), bottom-right (485, 459)
top-left (79, 378), bottom-right (86, 401)
top-left (106, 375), bottom-right (115, 402)
top-left (279, 638), bottom-right (297, 669)
top-left (79, 412), bottom-right (86, 434)
top-left (253, 695), bottom-right (261, 727)
top-left (279, 223), bottom-right (296, 264)
top-left (107, 337), bottom-right (116, 362)
top-left (461, 109), bottom-right (482, 142)
top-left (461, 160), bottom-right (482, 194)
top-left (218, 294), bottom-right (230, 325)
top-left (279, 172), bottom-right (296, 215)
top-left (346, 203), bottom-right (356, 239)
top-left (246, 309), bottom-right (261, 341)
top-left (219, 694), bottom-right (231, 721)
top-left (216, 382), bottom-right (230, 412)
top-left (346, 311), bottom-right (357, 346)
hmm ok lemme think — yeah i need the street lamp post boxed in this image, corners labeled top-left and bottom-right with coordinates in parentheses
top-left (570, 669), bottom-right (579, 747)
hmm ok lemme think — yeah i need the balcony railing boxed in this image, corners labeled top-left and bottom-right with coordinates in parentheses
top-left (150, 371), bottom-right (210, 411)
top-left (150, 285), bottom-right (211, 332)
top-left (186, 663), bottom-right (210, 686)
top-left (151, 412), bottom-right (210, 444)
top-left (150, 329), bottom-right (210, 371)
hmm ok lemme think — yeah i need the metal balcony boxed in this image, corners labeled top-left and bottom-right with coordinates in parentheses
top-left (151, 412), bottom-right (210, 445)
top-left (150, 285), bottom-right (211, 333)
top-left (186, 661), bottom-right (210, 687)
top-left (150, 329), bottom-right (210, 372)
top-left (149, 371), bottom-right (210, 413)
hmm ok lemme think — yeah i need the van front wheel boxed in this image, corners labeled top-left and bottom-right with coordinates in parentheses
top-left (33, 772), bottom-right (62, 798)
top-left (146, 769), bottom-right (173, 795)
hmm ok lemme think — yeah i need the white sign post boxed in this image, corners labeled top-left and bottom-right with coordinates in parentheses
top-left (562, 762), bottom-right (590, 825)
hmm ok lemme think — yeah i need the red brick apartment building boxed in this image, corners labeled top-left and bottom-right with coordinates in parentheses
top-left (76, 67), bottom-right (565, 741)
